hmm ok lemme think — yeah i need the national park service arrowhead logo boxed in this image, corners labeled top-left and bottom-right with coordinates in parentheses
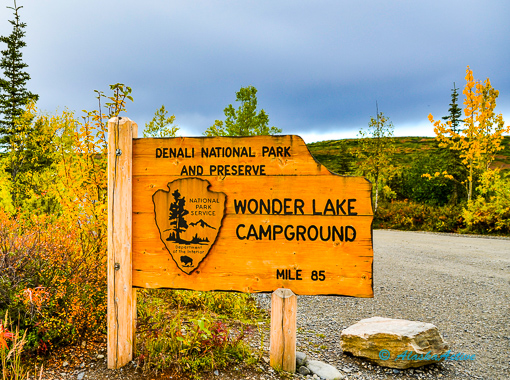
top-left (153, 178), bottom-right (226, 274)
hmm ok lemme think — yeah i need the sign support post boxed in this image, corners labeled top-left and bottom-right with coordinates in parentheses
top-left (107, 117), bottom-right (138, 369)
top-left (270, 288), bottom-right (297, 373)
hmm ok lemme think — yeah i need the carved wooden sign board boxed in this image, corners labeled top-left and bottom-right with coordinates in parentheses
top-left (132, 135), bottom-right (373, 297)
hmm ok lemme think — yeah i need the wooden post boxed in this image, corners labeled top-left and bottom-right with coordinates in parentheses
top-left (107, 117), bottom-right (137, 369)
top-left (270, 288), bottom-right (297, 373)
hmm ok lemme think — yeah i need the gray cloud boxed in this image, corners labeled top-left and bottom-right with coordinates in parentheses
top-left (0, 0), bottom-right (508, 141)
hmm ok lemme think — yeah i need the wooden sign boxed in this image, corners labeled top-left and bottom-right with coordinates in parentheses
top-left (107, 118), bottom-right (374, 370)
top-left (132, 135), bottom-right (373, 297)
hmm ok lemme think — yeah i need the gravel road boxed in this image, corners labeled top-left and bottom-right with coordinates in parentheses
top-left (290, 229), bottom-right (510, 380)
top-left (30, 230), bottom-right (510, 380)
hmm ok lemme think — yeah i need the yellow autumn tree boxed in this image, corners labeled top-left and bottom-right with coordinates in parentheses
top-left (427, 66), bottom-right (509, 201)
top-left (0, 84), bottom-right (134, 348)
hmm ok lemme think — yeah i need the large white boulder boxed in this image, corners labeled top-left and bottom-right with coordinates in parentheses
top-left (340, 317), bottom-right (449, 369)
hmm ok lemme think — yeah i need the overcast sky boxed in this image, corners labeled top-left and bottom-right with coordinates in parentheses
top-left (1, 0), bottom-right (509, 142)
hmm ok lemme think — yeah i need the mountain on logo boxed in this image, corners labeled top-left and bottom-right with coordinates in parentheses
top-left (189, 219), bottom-right (217, 230)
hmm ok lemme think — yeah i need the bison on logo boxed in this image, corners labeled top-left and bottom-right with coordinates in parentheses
top-left (153, 178), bottom-right (226, 274)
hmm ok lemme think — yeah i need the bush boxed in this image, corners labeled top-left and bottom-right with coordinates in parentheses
top-left (0, 86), bottom-right (131, 350)
top-left (136, 289), bottom-right (264, 378)
top-left (389, 147), bottom-right (467, 206)
top-left (160, 289), bottom-right (263, 322)
top-left (0, 211), bottom-right (107, 350)
top-left (374, 200), bottom-right (465, 233)
top-left (462, 170), bottom-right (510, 234)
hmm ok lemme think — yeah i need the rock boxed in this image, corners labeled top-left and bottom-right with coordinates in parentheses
top-left (77, 372), bottom-right (85, 380)
top-left (340, 317), bottom-right (449, 369)
top-left (296, 351), bottom-right (308, 367)
top-left (307, 360), bottom-right (345, 380)
top-left (298, 365), bottom-right (311, 375)
top-left (63, 361), bottom-right (69, 367)
top-left (97, 354), bottom-right (104, 359)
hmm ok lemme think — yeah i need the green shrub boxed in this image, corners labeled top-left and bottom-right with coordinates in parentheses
top-left (389, 147), bottom-right (467, 206)
top-left (159, 289), bottom-right (263, 321)
top-left (136, 289), bottom-right (263, 378)
top-left (462, 170), bottom-right (510, 234)
top-left (374, 200), bottom-right (465, 232)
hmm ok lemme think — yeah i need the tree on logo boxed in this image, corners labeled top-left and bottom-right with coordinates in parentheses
top-left (167, 189), bottom-right (189, 243)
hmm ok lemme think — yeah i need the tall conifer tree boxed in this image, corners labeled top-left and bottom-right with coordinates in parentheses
top-left (0, 0), bottom-right (38, 148)
top-left (441, 83), bottom-right (463, 134)
top-left (438, 82), bottom-right (465, 203)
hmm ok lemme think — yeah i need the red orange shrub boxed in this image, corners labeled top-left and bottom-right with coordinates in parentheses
top-left (0, 211), bottom-right (107, 348)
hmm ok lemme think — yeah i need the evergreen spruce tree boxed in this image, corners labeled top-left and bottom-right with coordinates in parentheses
top-left (441, 82), bottom-right (463, 134)
top-left (439, 82), bottom-right (467, 204)
top-left (0, 0), bottom-right (38, 148)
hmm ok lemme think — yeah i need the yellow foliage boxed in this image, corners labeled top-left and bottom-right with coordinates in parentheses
top-left (0, 168), bottom-right (13, 214)
top-left (428, 66), bottom-right (510, 200)
top-left (0, 85), bottom-right (133, 347)
top-left (462, 169), bottom-right (510, 233)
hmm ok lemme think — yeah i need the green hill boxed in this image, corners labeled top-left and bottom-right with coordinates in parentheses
top-left (307, 135), bottom-right (510, 175)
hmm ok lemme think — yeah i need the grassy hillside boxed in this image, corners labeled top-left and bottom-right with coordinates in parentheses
top-left (307, 135), bottom-right (510, 175)
top-left (307, 135), bottom-right (510, 235)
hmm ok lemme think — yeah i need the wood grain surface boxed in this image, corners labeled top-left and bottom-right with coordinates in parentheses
top-left (132, 136), bottom-right (374, 297)
top-left (107, 117), bottom-right (137, 369)
top-left (270, 288), bottom-right (297, 372)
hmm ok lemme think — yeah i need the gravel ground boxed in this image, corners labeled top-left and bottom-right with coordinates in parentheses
top-left (28, 230), bottom-right (510, 380)
top-left (255, 229), bottom-right (510, 380)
